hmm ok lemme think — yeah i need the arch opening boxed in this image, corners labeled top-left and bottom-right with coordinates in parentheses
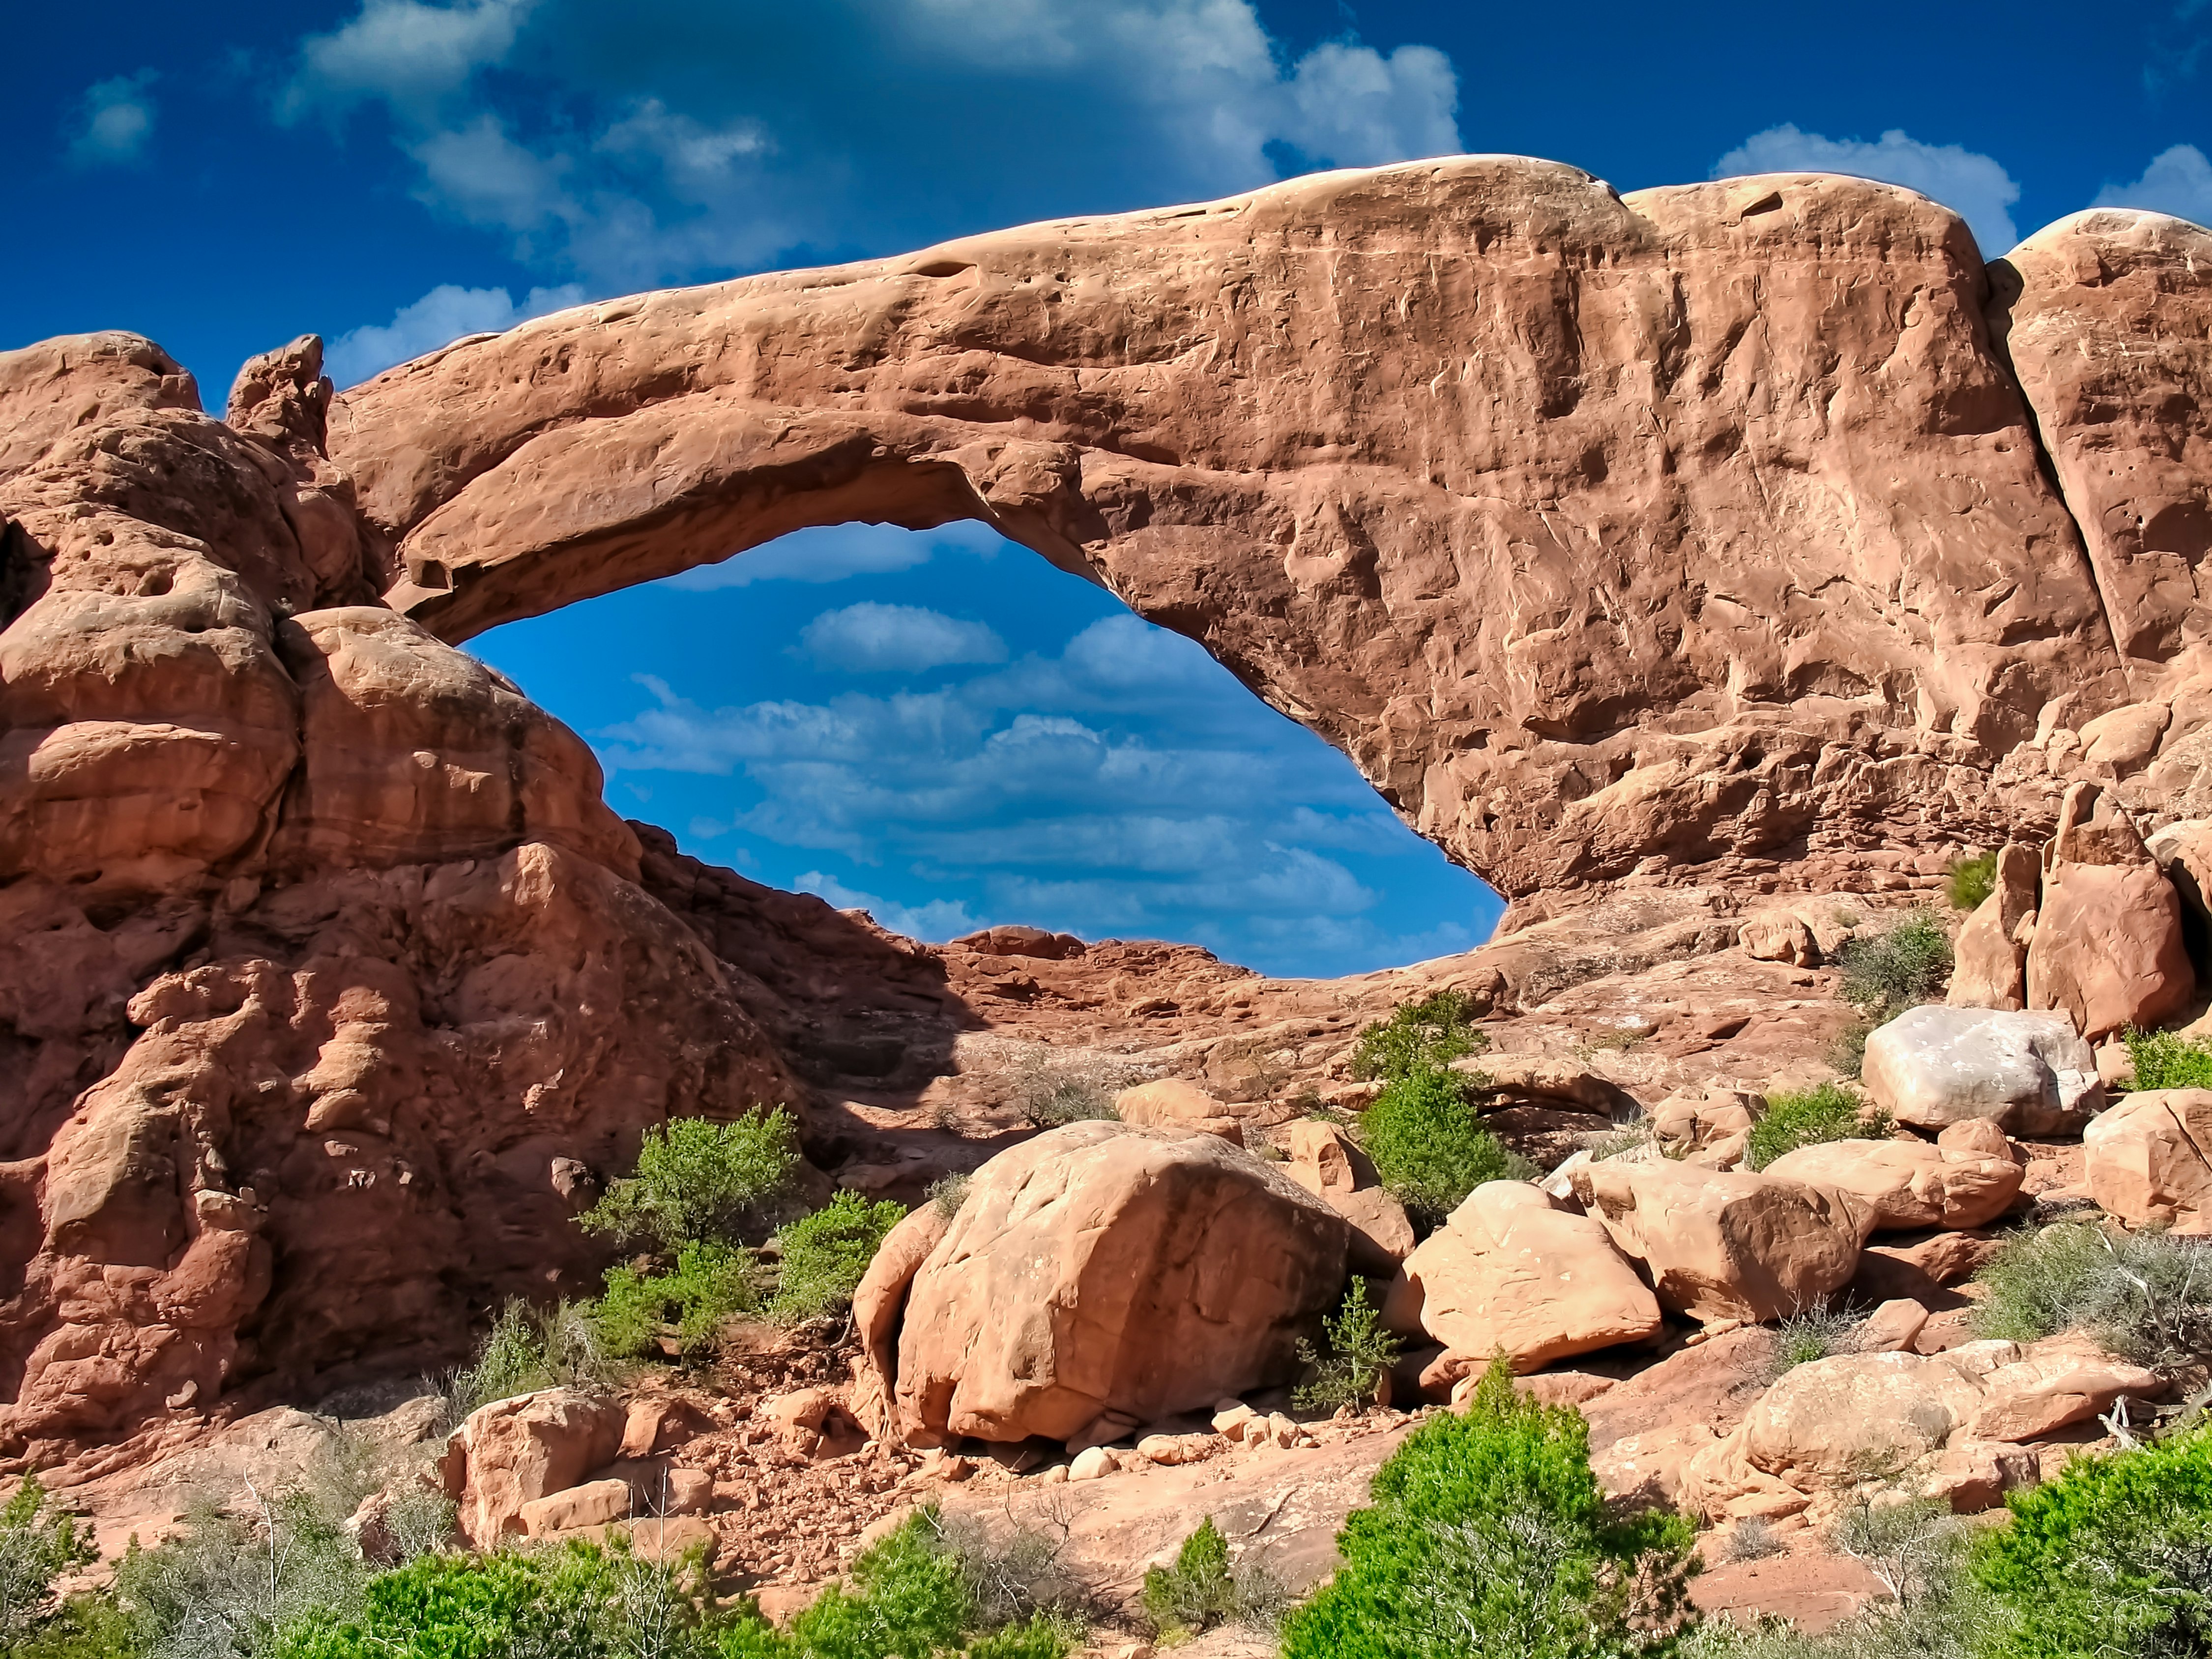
top-left (467, 520), bottom-right (1503, 979)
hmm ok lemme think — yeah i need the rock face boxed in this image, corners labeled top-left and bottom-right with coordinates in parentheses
top-left (440, 1388), bottom-right (626, 1549)
top-left (1861, 1005), bottom-right (2103, 1135)
top-left (886, 1122), bottom-right (1350, 1446)
top-left (1949, 844), bottom-right (2039, 1011)
top-left (1383, 1181), bottom-right (1661, 1369)
top-left (328, 160), bottom-right (2155, 900)
top-left (1567, 1161), bottom-right (1863, 1324)
top-left (1282, 1121), bottom-right (1417, 1270)
top-left (2083, 1088), bottom-right (2212, 1231)
top-left (2025, 784), bottom-right (2193, 1041)
top-left (1762, 1139), bottom-right (2023, 1232)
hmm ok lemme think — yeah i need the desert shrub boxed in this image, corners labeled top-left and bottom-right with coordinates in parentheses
top-left (442, 1298), bottom-right (615, 1421)
top-left (1721, 1516), bottom-right (1782, 1564)
top-left (1945, 853), bottom-right (1997, 911)
top-left (1007, 1049), bottom-right (1130, 1130)
top-left (1971, 1221), bottom-right (2212, 1367)
top-left (0, 1478), bottom-right (96, 1642)
top-left (1141, 1518), bottom-right (1236, 1638)
top-left (1281, 1357), bottom-right (1696, 1659)
top-left (1764, 1308), bottom-right (1864, 1379)
top-left (576, 1110), bottom-right (801, 1252)
top-left (1745, 1083), bottom-right (1891, 1172)
top-left (769, 1193), bottom-right (906, 1324)
top-left (122, 1485), bottom-right (370, 1659)
top-left (2120, 1025), bottom-right (2212, 1091)
top-left (1350, 990), bottom-right (1487, 1083)
top-left (1293, 1281), bottom-right (1405, 1412)
top-left (927, 1173), bottom-right (971, 1220)
top-left (1359, 1065), bottom-right (1528, 1226)
top-left (11, 1594), bottom-right (140, 1659)
top-left (1828, 1020), bottom-right (1873, 1082)
top-left (1836, 912), bottom-right (1952, 1023)
top-left (593, 1240), bottom-right (763, 1359)
top-left (1585, 1120), bottom-right (1658, 1162)
top-left (1972, 1423), bottom-right (2212, 1659)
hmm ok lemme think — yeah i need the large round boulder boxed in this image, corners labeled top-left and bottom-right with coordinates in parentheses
top-left (1861, 1004), bottom-right (2103, 1135)
top-left (1761, 1138), bottom-right (2023, 1232)
top-left (890, 1121), bottom-right (1351, 1446)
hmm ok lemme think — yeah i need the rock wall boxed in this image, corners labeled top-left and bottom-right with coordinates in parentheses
top-left (2, 157), bottom-right (2211, 1458)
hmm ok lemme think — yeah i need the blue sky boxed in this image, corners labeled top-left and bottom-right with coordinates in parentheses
top-left (9, 1), bottom-right (2211, 976)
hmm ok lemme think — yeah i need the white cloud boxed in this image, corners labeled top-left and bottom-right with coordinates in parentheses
top-left (1281, 42), bottom-right (1459, 171)
top-left (283, 0), bottom-right (534, 122)
top-left (324, 280), bottom-right (586, 387)
top-left (664, 521), bottom-right (999, 589)
top-left (1713, 123), bottom-right (2021, 253)
top-left (795, 870), bottom-right (980, 941)
top-left (597, 99), bottom-right (771, 182)
top-left (2094, 145), bottom-right (2212, 230)
top-left (800, 602), bottom-right (1007, 672)
top-left (69, 71), bottom-right (158, 167)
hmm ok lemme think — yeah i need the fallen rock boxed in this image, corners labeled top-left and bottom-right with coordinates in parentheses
top-left (1568, 1161), bottom-right (1863, 1324)
top-left (1761, 1138), bottom-right (2023, 1232)
top-left (2083, 1088), bottom-right (2212, 1231)
top-left (519, 1477), bottom-right (632, 1538)
top-left (1949, 843), bottom-right (2040, 1011)
top-left (890, 1121), bottom-right (1350, 1444)
top-left (1460, 1054), bottom-right (1641, 1119)
top-left (2026, 782), bottom-right (2195, 1042)
top-left (1649, 1086), bottom-right (1760, 1154)
top-left (1382, 1181), bottom-right (1661, 1370)
top-left (1969, 1335), bottom-right (2162, 1442)
top-left (440, 1388), bottom-right (626, 1548)
top-left (1738, 1351), bottom-right (1985, 1488)
top-left (1113, 1078), bottom-right (1239, 1134)
top-left (1849, 1229), bottom-right (2004, 1305)
top-left (1740, 902), bottom-right (1857, 967)
top-left (1282, 1120), bottom-right (1417, 1269)
top-left (1862, 1004), bottom-right (2103, 1135)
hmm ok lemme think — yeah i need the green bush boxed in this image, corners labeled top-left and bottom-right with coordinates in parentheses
top-left (1358, 1065), bottom-right (1527, 1226)
top-left (769, 1193), bottom-right (906, 1324)
top-left (1745, 1083), bottom-right (1892, 1172)
top-left (2119, 1025), bottom-right (2212, 1091)
top-left (1294, 1281), bottom-right (1404, 1413)
top-left (1836, 911), bottom-right (1952, 1022)
top-left (124, 1485), bottom-right (371, 1659)
top-left (593, 1239), bottom-right (763, 1359)
top-left (1971, 1220), bottom-right (2212, 1366)
top-left (1141, 1518), bottom-right (1236, 1639)
top-left (577, 1110), bottom-right (801, 1252)
top-left (1972, 1424), bottom-right (2212, 1659)
top-left (443, 1298), bottom-right (614, 1421)
top-left (1281, 1358), bottom-right (1696, 1659)
top-left (1946, 853), bottom-right (1997, 911)
top-left (0, 1478), bottom-right (95, 1643)
top-left (1350, 991), bottom-right (1487, 1083)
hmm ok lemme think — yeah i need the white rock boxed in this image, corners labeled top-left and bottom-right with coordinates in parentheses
top-left (1861, 1005), bottom-right (2103, 1135)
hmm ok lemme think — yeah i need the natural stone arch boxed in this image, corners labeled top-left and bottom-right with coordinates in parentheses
top-left (329, 156), bottom-right (2136, 900)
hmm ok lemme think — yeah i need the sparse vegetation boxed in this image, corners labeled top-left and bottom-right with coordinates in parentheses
top-left (1971, 1220), bottom-right (2212, 1367)
top-left (1745, 1083), bottom-right (1892, 1172)
top-left (1946, 853), bottom-right (1998, 912)
top-left (0, 1478), bottom-right (95, 1645)
top-left (1836, 910), bottom-right (1953, 1024)
top-left (1349, 990), bottom-right (1487, 1083)
top-left (1007, 1049), bottom-right (1128, 1129)
top-left (576, 1111), bottom-right (803, 1252)
top-left (1721, 1516), bottom-right (1783, 1564)
top-left (1764, 1308), bottom-right (1865, 1378)
top-left (1829, 1019), bottom-right (1873, 1081)
top-left (1293, 1281), bottom-right (1404, 1412)
top-left (2119, 1025), bottom-right (2212, 1092)
top-left (1358, 1064), bottom-right (1529, 1226)
top-left (927, 1172), bottom-right (972, 1220)
top-left (768, 1193), bottom-right (907, 1324)
top-left (1281, 1357), bottom-right (1697, 1659)
top-left (441, 1298), bottom-right (617, 1422)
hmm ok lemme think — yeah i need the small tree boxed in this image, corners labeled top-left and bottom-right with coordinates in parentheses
top-left (576, 1110), bottom-right (801, 1252)
top-left (1359, 1067), bottom-right (1525, 1225)
top-left (769, 1193), bottom-right (906, 1324)
top-left (1294, 1282), bottom-right (1404, 1412)
top-left (1351, 991), bottom-right (1487, 1083)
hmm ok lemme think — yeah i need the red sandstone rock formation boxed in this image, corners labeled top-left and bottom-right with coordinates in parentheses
top-left (4, 156), bottom-right (2212, 1461)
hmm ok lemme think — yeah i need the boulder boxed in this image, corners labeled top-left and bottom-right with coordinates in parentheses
top-left (1381, 1181), bottom-right (1662, 1371)
top-left (1968, 1335), bottom-right (2162, 1442)
top-left (1739, 1351), bottom-right (1985, 1487)
top-left (1740, 903), bottom-right (1857, 967)
top-left (1567, 1161), bottom-right (1863, 1325)
top-left (849, 1203), bottom-right (954, 1442)
top-left (1284, 1120), bottom-right (1416, 1269)
top-left (1861, 1004), bottom-right (2103, 1135)
top-left (1648, 1086), bottom-right (1761, 1154)
top-left (518, 1478), bottom-right (631, 1538)
top-left (2026, 782), bottom-right (2194, 1041)
top-left (439, 1388), bottom-right (626, 1548)
top-left (1761, 1139), bottom-right (2023, 1232)
top-left (1457, 1054), bottom-right (1641, 1118)
top-left (2083, 1088), bottom-right (2212, 1231)
top-left (890, 1121), bottom-right (1350, 1445)
top-left (2148, 819), bottom-right (2212, 939)
top-left (1949, 843), bottom-right (2040, 1011)
top-left (1850, 1229), bottom-right (2005, 1304)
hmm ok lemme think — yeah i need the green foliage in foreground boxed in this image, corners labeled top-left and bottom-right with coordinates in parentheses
top-left (594, 1239), bottom-right (763, 1358)
top-left (1974, 1424), bottom-right (2212, 1659)
top-left (576, 1110), bottom-right (801, 1252)
top-left (768, 1193), bottom-right (906, 1323)
top-left (1837, 911), bottom-right (1953, 1024)
top-left (2120, 1025), bottom-right (2212, 1091)
top-left (1745, 1082), bottom-right (1892, 1172)
top-left (1946, 853), bottom-right (1998, 912)
top-left (1351, 990), bottom-right (1489, 1083)
top-left (1281, 1358), bottom-right (1697, 1659)
top-left (1359, 1065), bottom-right (1528, 1225)
top-left (1293, 1281), bottom-right (1405, 1413)
top-left (0, 1477), bottom-right (96, 1644)
top-left (1971, 1220), bottom-right (2212, 1367)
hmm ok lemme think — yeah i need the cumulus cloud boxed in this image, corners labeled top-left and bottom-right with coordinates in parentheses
top-left (1713, 123), bottom-right (2021, 253)
top-left (279, 0), bottom-right (1462, 289)
top-left (324, 280), bottom-right (586, 387)
top-left (799, 602), bottom-right (1007, 672)
top-left (665, 521), bottom-right (999, 589)
top-left (69, 71), bottom-right (158, 167)
top-left (795, 870), bottom-right (979, 941)
top-left (2095, 145), bottom-right (2212, 230)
